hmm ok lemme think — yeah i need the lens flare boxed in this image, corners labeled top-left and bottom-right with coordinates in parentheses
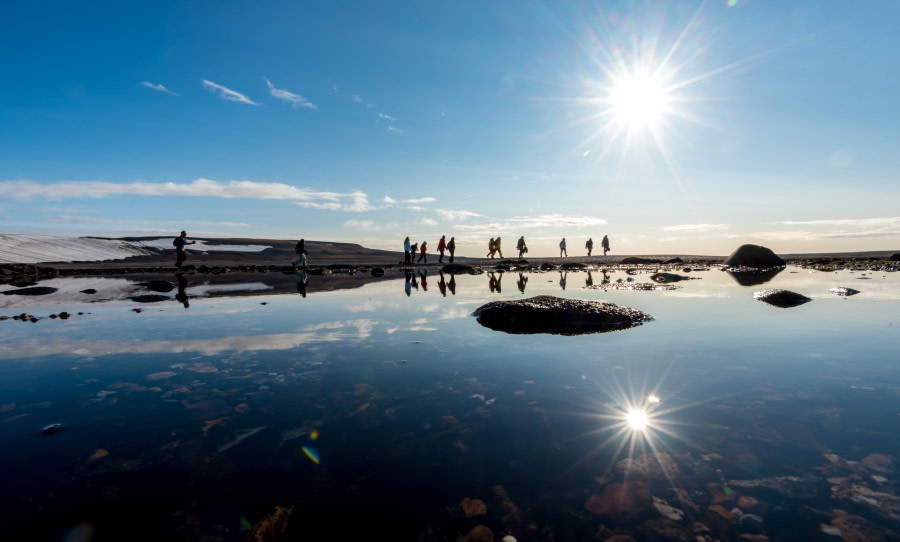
top-left (301, 445), bottom-right (320, 464)
top-left (626, 408), bottom-right (649, 430)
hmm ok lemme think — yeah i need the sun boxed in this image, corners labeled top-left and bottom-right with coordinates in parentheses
top-left (625, 407), bottom-right (650, 431)
top-left (606, 68), bottom-right (672, 134)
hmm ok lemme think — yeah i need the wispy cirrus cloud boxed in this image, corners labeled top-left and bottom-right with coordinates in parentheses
top-left (344, 219), bottom-right (378, 230)
top-left (378, 113), bottom-right (397, 122)
top-left (774, 217), bottom-right (900, 228)
top-left (454, 214), bottom-right (606, 231)
top-left (295, 191), bottom-right (373, 212)
top-left (49, 215), bottom-right (251, 228)
top-left (140, 81), bottom-right (179, 96)
top-left (0, 179), bottom-right (371, 212)
top-left (421, 217), bottom-right (438, 227)
top-left (202, 79), bottom-right (260, 105)
top-left (263, 77), bottom-right (316, 109)
top-left (662, 223), bottom-right (730, 232)
top-left (436, 209), bottom-right (482, 221)
top-left (383, 196), bottom-right (435, 206)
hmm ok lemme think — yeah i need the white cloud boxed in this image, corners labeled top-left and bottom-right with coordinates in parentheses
top-left (421, 217), bottom-right (438, 226)
top-left (49, 215), bottom-right (251, 228)
top-left (140, 81), bottom-right (179, 96)
top-left (454, 214), bottom-right (607, 231)
top-left (775, 217), bottom-right (900, 228)
top-left (735, 228), bottom-right (900, 242)
top-left (263, 77), bottom-right (316, 109)
top-left (386, 125), bottom-right (402, 134)
top-left (344, 219), bottom-right (377, 230)
top-left (378, 113), bottom-right (397, 121)
top-left (0, 179), bottom-right (371, 212)
top-left (202, 79), bottom-right (260, 105)
top-left (436, 209), bottom-right (482, 221)
top-left (382, 196), bottom-right (434, 206)
top-left (662, 223), bottom-right (730, 232)
top-left (295, 190), bottom-right (373, 212)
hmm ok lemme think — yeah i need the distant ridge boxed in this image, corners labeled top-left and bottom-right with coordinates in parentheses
top-left (1, 234), bottom-right (896, 266)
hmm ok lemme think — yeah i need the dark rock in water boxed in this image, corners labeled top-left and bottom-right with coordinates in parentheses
top-left (585, 481), bottom-right (653, 523)
top-left (560, 262), bottom-right (586, 270)
top-left (145, 280), bottom-right (174, 293)
top-left (724, 244), bottom-right (785, 269)
top-left (2, 286), bottom-right (59, 296)
top-left (371, 267), bottom-right (385, 277)
top-left (129, 294), bottom-right (170, 303)
top-left (664, 257), bottom-right (684, 264)
top-left (636, 518), bottom-right (692, 542)
top-left (620, 257), bottom-right (662, 264)
top-left (650, 272), bottom-right (691, 283)
top-left (41, 423), bottom-right (63, 435)
top-left (726, 267), bottom-right (783, 286)
top-left (58, 311), bottom-right (70, 319)
top-left (80, 288), bottom-right (97, 294)
top-left (753, 289), bottom-right (812, 308)
top-left (892, 253), bottom-right (900, 261)
top-left (473, 295), bottom-right (653, 335)
top-left (442, 263), bottom-right (477, 274)
top-left (307, 268), bottom-right (332, 276)
top-left (827, 287), bottom-right (860, 296)
top-left (539, 262), bottom-right (556, 271)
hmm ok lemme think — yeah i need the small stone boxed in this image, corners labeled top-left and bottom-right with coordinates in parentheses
top-left (41, 423), bottom-right (63, 435)
top-left (460, 497), bottom-right (487, 518)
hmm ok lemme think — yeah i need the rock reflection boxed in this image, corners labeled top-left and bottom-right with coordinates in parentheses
top-left (726, 267), bottom-right (783, 286)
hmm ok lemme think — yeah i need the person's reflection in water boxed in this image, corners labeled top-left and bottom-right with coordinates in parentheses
top-left (601, 270), bottom-right (610, 284)
top-left (419, 269), bottom-right (428, 292)
top-left (585, 270), bottom-right (593, 287)
top-left (516, 272), bottom-right (528, 294)
top-left (404, 270), bottom-right (412, 297)
top-left (559, 271), bottom-right (567, 290)
top-left (175, 273), bottom-right (190, 308)
top-left (448, 274), bottom-right (457, 295)
top-left (296, 270), bottom-right (309, 297)
top-left (488, 272), bottom-right (498, 293)
top-left (411, 271), bottom-right (419, 292)
top-left (438, 271), bottom-right (447, 297)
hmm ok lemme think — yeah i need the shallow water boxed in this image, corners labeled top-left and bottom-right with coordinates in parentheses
top-left (1, 266), bottom-right (898, 540)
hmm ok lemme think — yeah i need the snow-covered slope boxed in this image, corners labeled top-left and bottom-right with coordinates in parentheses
top-left (0, 234), bottom-right (156, 264)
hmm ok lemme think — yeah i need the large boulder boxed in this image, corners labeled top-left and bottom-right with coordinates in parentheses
top-left (473, 295), bottom-right (653, 335)
top-left (724, 244), bottom-right (785, 269)
top-left (891, 253), bottom-right (900, 262)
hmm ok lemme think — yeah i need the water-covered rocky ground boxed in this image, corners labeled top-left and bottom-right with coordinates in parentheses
top-left (1, 261), bottom-right (899, 541)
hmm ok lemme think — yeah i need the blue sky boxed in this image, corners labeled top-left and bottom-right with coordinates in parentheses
top-left (2, 1), bottom-right (899, 256)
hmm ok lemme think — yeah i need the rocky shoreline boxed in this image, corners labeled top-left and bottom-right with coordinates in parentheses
top-left (2, 252), bottom-right (898, 285)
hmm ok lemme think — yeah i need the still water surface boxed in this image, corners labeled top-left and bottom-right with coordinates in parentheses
top-left (1, 266), bottom-right (898, 540)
